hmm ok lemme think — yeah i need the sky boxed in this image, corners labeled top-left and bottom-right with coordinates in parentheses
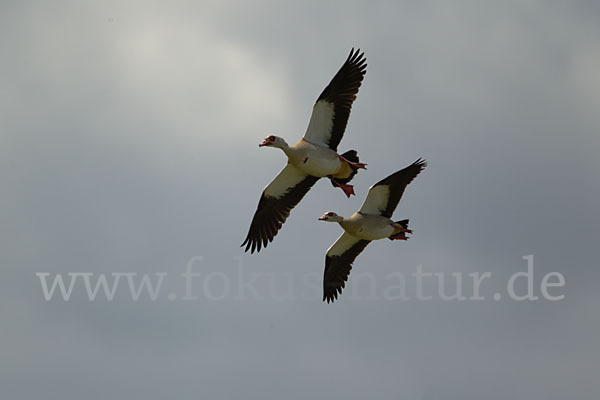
top-left (1, 1), bottom-right (599, 399)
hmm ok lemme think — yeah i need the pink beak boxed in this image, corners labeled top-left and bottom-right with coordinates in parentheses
top-left (318, 216), bottom-right (327, 221)
top-left (259, 139), bottom-right (269, 147)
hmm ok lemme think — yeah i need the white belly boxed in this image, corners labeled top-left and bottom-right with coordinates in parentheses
top-left (353, 224), bottom-right (395, 240)
top-left (342, 214), bottom-right (395, 241)
top-left (289, 140), bottom-right (342, 177)
top-left (299, 155), bottom-right (342, 177)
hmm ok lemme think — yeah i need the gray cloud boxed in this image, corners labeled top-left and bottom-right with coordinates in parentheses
top-left (1, 1), bottom-right (599, 399)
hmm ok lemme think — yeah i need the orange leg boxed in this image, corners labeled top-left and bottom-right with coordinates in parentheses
top-left (338, 155), bottom-right (367, 170)
top-left (329, 177), bottom-right (355, 198)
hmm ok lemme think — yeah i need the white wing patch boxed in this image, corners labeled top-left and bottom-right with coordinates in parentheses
top-left (326, 232), bottom-right (362, 257)
top-left (303, 100), bottom-right (335, 147)
top-left (358, 185), bottom-right (390, 215)
top-left (264, 164), bottom-right (309, 199)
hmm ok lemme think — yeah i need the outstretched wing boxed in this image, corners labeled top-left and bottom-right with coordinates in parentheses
top-left (323, 232), bottom-right (371, 303)
top-left (303, 48), bottom-right (367, 151)
top-left (242, 164), bottom-right (319, 253)
top-left (359, 159), bottom-right (426, 218)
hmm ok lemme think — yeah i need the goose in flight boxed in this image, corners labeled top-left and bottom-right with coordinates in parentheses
top-left (318, 159), bottom-right (427, 303)
top-left (242, 48), bottom-right (368, 254)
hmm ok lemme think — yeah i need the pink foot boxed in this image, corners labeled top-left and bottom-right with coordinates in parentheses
top-left (338, 155), bottom-right (367, 170)
top-left (329, 177), bottom-right (355, 198)
top-left (339, 184), bottom-right (355, 198)
top-left (389, 232), bottom-right (409, 241)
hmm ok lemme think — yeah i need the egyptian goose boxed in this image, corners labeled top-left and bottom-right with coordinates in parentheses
top-left (318, 159), bottom-right (427, 303)
top-left (242, 49), bottom-right (368, 254)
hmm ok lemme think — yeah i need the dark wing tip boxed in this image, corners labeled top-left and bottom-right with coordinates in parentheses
top-left (347, 47), bottom-right (366, 62)
top-left (315, 48), bottom-right (367, 151)
top-left (320, 48), bottom-right (367, 102)
top-left (374, 158), bottom-right (428, 187)
top-left (411, 158), bottom-right (427, 170)
top-left (241, 195), bottom-right (277, 254)
top-left (323, 255), bottom-right (345, 304)
top-left (323, 283), bottom-right (341, 303)
top-left (322, 240), bottom-right (370, 303)
top-left (325, 288), bottom-right (343, 303)
top-left (323, 291), bottom-right (338, 303)
top-left (242, 221), bottom-right (275, 254)
top-left (406, 158), bottom-right (427, 182)
top-left (242, 175), bottom-right (319, 255)
top-left (347, 48), bottom-right (367, 74)
top-left (376, 158), bottom-right (427, 217)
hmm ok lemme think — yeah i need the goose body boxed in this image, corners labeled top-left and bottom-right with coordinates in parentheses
top-left (242, 49), bottom-right (368, 254)
top-left (338, 212), bottom-right (398, 240)
top-left (283, 139), bottom-right (353, 178)
top-left (319, 159), bottom-right (427, 303)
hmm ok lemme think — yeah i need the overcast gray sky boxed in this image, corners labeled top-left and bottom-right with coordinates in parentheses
top-left (2, 1), bottom-right (599, 399)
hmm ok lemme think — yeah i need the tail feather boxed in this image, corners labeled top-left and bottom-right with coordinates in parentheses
top-left (331, 150), bottom-right (361, 187)
top-left (341, 149), bottom-right (359, 163)
top-left (395, 219), bottom-right (409, 229)
top-left (388, 219), bottom-right (410, 240)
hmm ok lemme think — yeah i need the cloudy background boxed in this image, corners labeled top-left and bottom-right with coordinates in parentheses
top-left (2, 1), bottom-right (599, 399)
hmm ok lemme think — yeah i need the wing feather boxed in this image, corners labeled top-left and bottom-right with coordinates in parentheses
top-left (359, 159), bottom-right (427, 217)
top-left (303, 48), bottom-right (367, 150)
top-left (242, 164), bottom-right (319, 253)
top-left (323, 233), bottom-right (371, 303)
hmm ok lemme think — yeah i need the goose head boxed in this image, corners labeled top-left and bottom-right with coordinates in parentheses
top-left (259, 135), bottom-right (288, 149)
top-left (318, 212), bottom-right (344, 223)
